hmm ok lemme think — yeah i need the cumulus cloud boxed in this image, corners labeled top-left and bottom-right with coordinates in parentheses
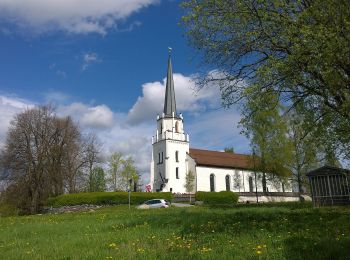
top-left (81, 52), bottom-right (102, 71)
top-left (58, 103), bottom-right (114, 129)
top-left (127, 73), bottom-right (221, 125)
top-left (0, 0), bottom-right (159, 35)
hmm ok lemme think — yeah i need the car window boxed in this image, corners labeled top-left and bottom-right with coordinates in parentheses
top-left (145, 200), bottom-right (152, 205)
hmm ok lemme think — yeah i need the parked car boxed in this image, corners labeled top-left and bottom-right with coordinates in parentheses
top-left (136, 199), bottom-right (170, 209)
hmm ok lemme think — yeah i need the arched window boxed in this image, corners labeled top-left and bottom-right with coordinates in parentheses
top-left (210, 174), bottom-right (215, 192)
top-left (249, 177), bottom-right (254, 192)
top-left (175, 121), bottom-right (179, 133)
top-left (225, 175), bottom-right (230, 191)
top-left (175, 151), bottom-right (179, 162)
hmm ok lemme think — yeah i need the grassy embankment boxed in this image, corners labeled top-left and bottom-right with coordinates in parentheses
top-left (0, 203), bottom-right (349, 259)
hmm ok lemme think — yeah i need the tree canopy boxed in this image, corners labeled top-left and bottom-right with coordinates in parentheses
top-left (182, 0), bottom-right (350, 163)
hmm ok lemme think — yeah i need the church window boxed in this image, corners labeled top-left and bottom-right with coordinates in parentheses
top-left (158, 153), bottom-right (161, 164)
top-left (176, 167), bottom-right (179, 179)
top-left (249, 177), bottom-right (254, 192)
top-left (175, 151), bottom-right (179, 162)
top-left (225, 175), bottom-right (230, 191)
top-left (210, 174), bottom-right (215, 192)
top-left (175, 121), bottom-right (179, 133)
top-left (161, 152), bottom-right (164, 163)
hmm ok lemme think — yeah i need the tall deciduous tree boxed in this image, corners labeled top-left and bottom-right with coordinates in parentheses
top-left (120, 157), bottom-right (139, 191)
top-left (184, 170), bottom-right (196, 202)
top-left (88, 167), bottom-right (106, 192)
top-left (107, 152), bottom-right (123, 191)
top-left (182, 0), bottom-right (350, 157)
top-left (286, 105), bottom-right (320, 197)
top-left (1, 106), bottom-right (101, 214)
top-left (240, 91), bottom-right (292, 190)
top-left (107, 153), bottom-right (139, 191)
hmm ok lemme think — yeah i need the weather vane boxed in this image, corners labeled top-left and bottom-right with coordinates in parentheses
top-left (168, 47), bottom-right (172, 55)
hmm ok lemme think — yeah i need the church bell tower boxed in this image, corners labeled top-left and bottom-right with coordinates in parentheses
top-left (150, 51), bottom-right (190, 193)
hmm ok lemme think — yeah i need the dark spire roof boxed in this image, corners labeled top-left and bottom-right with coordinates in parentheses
top-left (163, 53), bottom-right (177, 116)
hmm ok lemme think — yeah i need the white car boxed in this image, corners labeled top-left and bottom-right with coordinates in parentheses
top-left (136, 199), bottom-right (170, 209)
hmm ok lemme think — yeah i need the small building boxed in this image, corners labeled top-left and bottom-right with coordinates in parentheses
top-left (307, 165), bottom-right (350, 206)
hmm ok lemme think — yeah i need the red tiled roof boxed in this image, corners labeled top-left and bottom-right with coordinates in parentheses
top-left (189, 148), bottom-right (255, 170)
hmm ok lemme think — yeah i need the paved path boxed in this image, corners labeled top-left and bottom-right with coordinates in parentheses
top-left (171, 203), bottom-right (194, 207)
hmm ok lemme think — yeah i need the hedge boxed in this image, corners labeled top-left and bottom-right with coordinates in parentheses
top-left (195, 191), bottom-right (239, 205)
top-left (46, 192), bottom-right (173, 207)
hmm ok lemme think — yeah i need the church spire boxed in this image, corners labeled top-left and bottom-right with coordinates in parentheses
top-left (163, 48), bottom-right (177, 116)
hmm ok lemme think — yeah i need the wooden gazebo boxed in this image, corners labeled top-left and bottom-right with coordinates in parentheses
top-left (307, 166), bottom-right (350, 207)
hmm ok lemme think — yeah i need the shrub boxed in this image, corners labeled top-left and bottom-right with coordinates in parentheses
top-left (46, 192), bottom-right (173, 207)
top-left (195, 191), bottom-right (239, 205)
top-left (0, 203), bottom-right (20, 217)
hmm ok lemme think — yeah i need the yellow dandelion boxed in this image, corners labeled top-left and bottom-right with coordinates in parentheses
top-left (256, 250), bottom-right (262, 255)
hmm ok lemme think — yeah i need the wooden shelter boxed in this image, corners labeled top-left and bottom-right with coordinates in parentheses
top-left (307, 166), bottom-right (350, 206)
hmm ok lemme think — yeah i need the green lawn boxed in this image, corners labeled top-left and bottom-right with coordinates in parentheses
top-left (0, 204), bottom-right (349, 259)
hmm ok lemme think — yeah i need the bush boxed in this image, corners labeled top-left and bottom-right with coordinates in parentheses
top-left (195, 191), bottom-right (239, 205)
top-left (46, 192), bottom-right (173, 207)
top-left (0, 203), bottom-right (20, 217)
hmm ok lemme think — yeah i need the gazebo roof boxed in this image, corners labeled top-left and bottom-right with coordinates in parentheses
top-left (306, 165), bottom-right (350, 177)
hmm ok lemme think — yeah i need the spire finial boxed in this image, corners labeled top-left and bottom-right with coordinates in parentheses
top-left (168, 47), bottom-right (172, 56)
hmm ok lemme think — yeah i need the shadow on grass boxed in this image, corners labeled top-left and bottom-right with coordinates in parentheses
top-left (283, 235), bottom-right (350, 260)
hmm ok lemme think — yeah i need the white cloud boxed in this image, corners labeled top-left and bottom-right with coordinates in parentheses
top-left (81, 52), bottom-right (102, 71)
top-left (0, 0), bottom-right (159, 35)
top-left (127, 73), bottom-right (221, 125)
top-left (58, 103), bottom-right (114, 129)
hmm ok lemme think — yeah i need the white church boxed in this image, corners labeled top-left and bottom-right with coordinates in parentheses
top-left (150, 55), bottom-right (295, 201)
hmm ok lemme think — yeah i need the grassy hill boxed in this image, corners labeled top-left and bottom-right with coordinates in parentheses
top-left (0, 204), bottom-right (349, 259)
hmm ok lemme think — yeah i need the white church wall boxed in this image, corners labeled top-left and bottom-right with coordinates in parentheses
top-left (238, 195), bottom-right (299, 203)
top-left (163, 140), bottom-right (189, 193)
top-left (152, 140), bottom-right (167, 191)
top-left (195, 166), bottom-right (291, 193)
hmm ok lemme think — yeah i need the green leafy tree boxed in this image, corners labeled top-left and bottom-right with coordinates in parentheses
top-left (88, 167), bottom-right (106, 192)
top-left (184, 170), bottom-right (196, 202)
top-left (120, 157), bottom-right (139, 191)
top-left (286, 106), bottom-right (320, 197)
top-left (182, 0), bottom-right (350, 157)
top-left (108, 152), bottom-right (123, 191)
top-left (224, 147), bottom-right (234, 153)
top-left (240, 91), bottom-right (292, 191)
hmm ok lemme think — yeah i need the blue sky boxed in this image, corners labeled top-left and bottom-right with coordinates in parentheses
top-left (0, 0), bottom-right (249, 182)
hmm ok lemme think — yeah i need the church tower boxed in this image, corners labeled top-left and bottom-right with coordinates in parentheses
top-left (150, 52), bottom-right (190, 193)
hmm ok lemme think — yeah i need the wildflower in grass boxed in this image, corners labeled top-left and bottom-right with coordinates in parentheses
top-left (256, 250), bottom-right (262, 255)
top-left (108, 243), bottom-right (117, 249)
